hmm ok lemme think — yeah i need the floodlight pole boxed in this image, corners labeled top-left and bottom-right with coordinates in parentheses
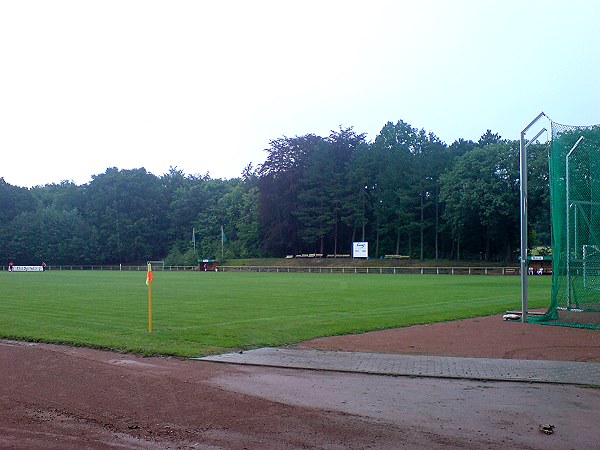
top-left (520, 112), bottom-right (547, 323)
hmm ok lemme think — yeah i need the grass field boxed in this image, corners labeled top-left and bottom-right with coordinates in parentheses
top-left (0, 271), bottom-right (551, 357)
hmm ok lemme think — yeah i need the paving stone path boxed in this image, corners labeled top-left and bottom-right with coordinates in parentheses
top-left (199, 347), bottom-right (600, 386)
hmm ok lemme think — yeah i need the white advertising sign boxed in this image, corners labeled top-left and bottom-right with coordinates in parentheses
top-left (352, 242), bottom-right (368, 258)
top-left (12, 266), bottom-right (44, 272)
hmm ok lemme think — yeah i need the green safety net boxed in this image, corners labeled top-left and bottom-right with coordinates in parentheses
top-left (531, 120), bottom-right (600, 329)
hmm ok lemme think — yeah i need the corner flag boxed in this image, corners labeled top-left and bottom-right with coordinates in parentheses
top-left (146, 263), bottom-right (153, 332)
top-left (146, 263), bottom-right (154, 286)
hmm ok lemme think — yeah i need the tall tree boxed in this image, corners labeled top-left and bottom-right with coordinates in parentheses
top-left (0, 178), bottom-right (34, 224)
top-left (293, 127), bottom-right (366, 254)
top-left (478, 130), bottom-right (503, 147)
top-left (257, 134), bottom-right (323, 256)
top-left (84, 168), bottom-right (167, 263)
top-left (6, 206), bottom-right (98, 264)
top-left (369, 121), bottom-right (417, 257)
top-left (440, 141), bottom-right (521, 260)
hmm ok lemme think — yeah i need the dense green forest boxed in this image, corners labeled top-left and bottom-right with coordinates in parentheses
top-left (1, 120), bottom-right (551, 265)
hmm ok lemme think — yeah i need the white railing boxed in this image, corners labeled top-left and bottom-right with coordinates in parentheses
top-left (218, 266), bottom-right (520, 275)
top-left (3, 265), bottom-right (521, 275)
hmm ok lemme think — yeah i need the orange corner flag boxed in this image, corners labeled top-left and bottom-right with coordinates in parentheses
top-left (146, 263), bottom-right (154, 286)
top-left (146, 262), bottom-right (153, 332)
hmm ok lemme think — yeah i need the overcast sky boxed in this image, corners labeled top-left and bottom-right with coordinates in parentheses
top-left (1, 0), bottom-right (598, 187)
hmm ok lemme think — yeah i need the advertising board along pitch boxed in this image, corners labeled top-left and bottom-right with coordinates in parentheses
top-left (11, 265), bottom-right (45, 272)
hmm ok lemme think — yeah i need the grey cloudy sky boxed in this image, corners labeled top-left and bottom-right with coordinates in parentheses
top-left (1, 0), bottom-right (598, 187)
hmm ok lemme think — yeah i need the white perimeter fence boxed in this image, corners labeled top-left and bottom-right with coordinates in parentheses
top-left (1, 265), bottom-right (522, 275)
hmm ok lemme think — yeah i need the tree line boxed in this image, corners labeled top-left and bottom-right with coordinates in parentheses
top-left (0, 120), bottom-right (551, 266)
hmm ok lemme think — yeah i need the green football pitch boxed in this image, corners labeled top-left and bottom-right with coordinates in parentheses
top-left (0, 271), bottom-right (550, 357)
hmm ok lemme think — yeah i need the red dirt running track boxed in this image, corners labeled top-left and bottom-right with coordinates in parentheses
top-left (1, 315), bottom-right (599, 449)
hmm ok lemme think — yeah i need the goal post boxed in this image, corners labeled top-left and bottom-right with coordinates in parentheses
top-left (582, 244), bottom-right (600, 291)
top-left (147, 260), bottom-right (165, 271)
